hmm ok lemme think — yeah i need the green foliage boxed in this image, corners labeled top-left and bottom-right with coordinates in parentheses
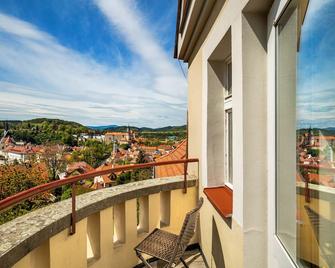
top-left (71, 140), bottom-right (113, 168)
top-left (60, 184), bottom-right (93, 201)
top-left (115, 149), bottom-right (152, 185)
top-left (307, 148), bottom-right (320, 157)
top-left (116, 171), bottom-right (132, 185)
top-left (119, 143), bottom-right (131, 150)
top-left (136, 150), bottom-right (147, 164)
top-left (0, 119), bottom-right (91, 146)
top-left (0, 163), bottom-right (51, 225)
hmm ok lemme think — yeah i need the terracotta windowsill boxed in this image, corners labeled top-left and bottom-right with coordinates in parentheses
top-left (203, 185), bottom-right (233, 219)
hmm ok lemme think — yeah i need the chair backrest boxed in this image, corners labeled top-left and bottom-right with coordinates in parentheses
top-left (167, 197), bottom-right (204, 266)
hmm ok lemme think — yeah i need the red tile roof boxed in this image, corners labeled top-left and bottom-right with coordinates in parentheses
top-left (95, 163), bottom-right (118, 183)
top-left (154, 139), bottom-right (187, 178)
top-left (4, 145), bottom-right (43, 154)
top-left (67, 162), bottom-right (94, 175)
top-left (308, 173), bottom-right (335, 188)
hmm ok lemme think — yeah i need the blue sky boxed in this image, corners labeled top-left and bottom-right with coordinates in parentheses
top-left (297, 0), bottom-right (335, 129)
top-left (0, 0), bottom-right (187, 127)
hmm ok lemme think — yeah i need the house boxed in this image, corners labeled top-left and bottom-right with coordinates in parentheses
top-left (58, 161), bottom-right (94, 180)
top-left (91, 163), bottom-right (117, 189)
top-left (105, 128), bottom-right (135, 144)
top-left (105, 132), bottom-right (129, 144)
top-left (154, 139), bottom-right (186, 178)
top-left (3, 144), bottom-right (42, 163)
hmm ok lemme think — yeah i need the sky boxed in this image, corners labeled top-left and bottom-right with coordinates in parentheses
top-left (0, 0), bottom-right (187, 127)
top-left (297, 0), bottom-right (335, 129)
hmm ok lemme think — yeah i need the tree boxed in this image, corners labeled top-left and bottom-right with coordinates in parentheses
top-left (41, 145), bottom-right (66, 181)
top-left (71, 140), bottom-right (113, 168)
top-left (307, 148), bottom-right (320, 157)
top-left (0, 163), bottom-right (51, 224)
top-left (136, 150), bottom-right (147, 164)
top-left (116, 171), bottom-right (132, 185)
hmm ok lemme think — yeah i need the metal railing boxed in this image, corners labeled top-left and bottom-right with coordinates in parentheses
top-left (298, 163), bottom-right (335, 202)
top-left (0, 158), bottom-right (199, 234)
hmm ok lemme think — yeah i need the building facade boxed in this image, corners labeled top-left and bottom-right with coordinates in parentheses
top-left (175, 0), bottom-right (335, 267)
top-left (1, 1), bottom-right (335, 268)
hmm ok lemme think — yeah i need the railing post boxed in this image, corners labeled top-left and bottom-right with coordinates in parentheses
top-left (70, 183), bottom-right (76, 235)
top-left (183, 162), bottom-right (187, 193)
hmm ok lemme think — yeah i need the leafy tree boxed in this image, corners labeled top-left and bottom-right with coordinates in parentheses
top-left (119, 143), bottom-right (130, 150)
top-left (116, 172), bottom-right (132, 185)
top-left (0, 163), bottom-right (51, 224)
top-left (71, 140), bottom-right (113, 167)
top-left (307, 148), bottom-right (320, 157)
top-left (42, 145), bottom-right (66, 181)
top-left (60, 184), bottom-right (93, 201)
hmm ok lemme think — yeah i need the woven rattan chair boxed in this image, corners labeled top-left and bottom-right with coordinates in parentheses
top-left (134, 197), bottom-right (203, 268)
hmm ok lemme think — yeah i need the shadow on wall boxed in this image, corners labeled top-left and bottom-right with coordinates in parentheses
top-left (212, 217), bottom-right (225, 268)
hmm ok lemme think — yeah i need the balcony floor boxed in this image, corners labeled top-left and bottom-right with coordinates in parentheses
top-left (149, 248), bottom-right (207, 268)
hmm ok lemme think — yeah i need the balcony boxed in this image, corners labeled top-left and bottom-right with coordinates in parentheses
top-left (0, 159), bottom-right (207, 268)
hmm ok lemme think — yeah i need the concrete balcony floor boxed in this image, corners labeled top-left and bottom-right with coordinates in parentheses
top-left (149, 249), bottom-right (207, 268)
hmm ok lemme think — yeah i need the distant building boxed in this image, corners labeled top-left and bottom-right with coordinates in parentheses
top-left (105, 127), bottom-right (135, 144)
top-left (91, 163), bottom-right (117, 189)
top-left (3, 144), bottom-right (42, 163)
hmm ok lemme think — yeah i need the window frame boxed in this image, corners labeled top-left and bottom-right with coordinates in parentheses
top-left (225, 56), bottom-right (232, 99)
top-left (224, 55), bottom-right (233, 188)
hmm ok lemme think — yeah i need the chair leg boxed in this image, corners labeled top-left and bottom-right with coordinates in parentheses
top-left (136, 250), bottom-right (154, 268)
top-left (180, 257), bottom-right (189, 268)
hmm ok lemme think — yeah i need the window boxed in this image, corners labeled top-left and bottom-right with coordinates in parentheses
top-left (224, 57), bottom-right (233, 186)
top-left (276, 0), bottom-right (335, 267)
top-left (207, 29), bottom-right (232, 187)
top-left (225, 108), bottom-right (233, 185)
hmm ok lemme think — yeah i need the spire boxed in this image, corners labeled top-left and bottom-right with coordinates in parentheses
top-left (1, 121), bottom-right (9, 144)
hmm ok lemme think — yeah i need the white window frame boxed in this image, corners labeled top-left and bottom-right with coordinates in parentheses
top-left (224, 56), bottom-right (233, 188)
top-left (267, 1), bottom-right (298, 267)
top-left (225, 57), bottom-right (232, 99)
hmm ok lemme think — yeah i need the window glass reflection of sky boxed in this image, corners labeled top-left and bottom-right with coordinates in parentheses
top-left (297, 0), bottom-right (335, 129)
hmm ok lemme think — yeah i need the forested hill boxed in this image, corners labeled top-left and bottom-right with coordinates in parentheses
top-left (97, 125), bottom-right (186, 133)
top-left (0, 118), bottom-right (187, 145)
top-left (0, 118), bottom-right (91, 145)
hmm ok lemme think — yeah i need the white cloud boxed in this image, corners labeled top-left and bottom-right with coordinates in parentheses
top-left (0, 7), bottom-right (186, 127)
top-left (94, 0), bottom-right (186, 98)
top-left (302, 0), bottom-right (333, 34)
top-left (0, 13), bottom-right (52, 41)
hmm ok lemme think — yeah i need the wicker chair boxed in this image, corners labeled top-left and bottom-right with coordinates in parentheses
top-left (134, 197), bottom-right (204, 268)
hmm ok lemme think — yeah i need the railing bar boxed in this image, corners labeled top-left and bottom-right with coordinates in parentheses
top-left (298, 164), bottom-right (335, 173)
top-left (0, 158), bottom-right (199, 212)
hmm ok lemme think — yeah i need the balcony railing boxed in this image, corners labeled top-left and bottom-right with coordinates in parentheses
top-left (0, 158), bottom-right (198, 233)
top-left (0, 159), bottom-right (199, 268)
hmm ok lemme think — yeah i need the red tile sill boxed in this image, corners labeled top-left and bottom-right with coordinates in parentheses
top-left (203, 185), bottom-right (233, 219)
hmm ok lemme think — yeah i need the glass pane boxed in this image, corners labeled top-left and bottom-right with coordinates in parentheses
top-left (227, 61), bottom-right (232, 96)
top-left (225, 109), bottom-right (233, 184)
top-left (276, 0), bottom-right (335, 267)
top-left (228, 110), bottom-right (232, 184)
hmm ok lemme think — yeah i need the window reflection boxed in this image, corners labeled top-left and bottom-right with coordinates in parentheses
top-left (277, 0), bottom-right (335, 267)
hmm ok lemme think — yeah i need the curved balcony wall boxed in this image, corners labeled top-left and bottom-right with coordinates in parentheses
top-left (0, 176), bottom-right (198, 268)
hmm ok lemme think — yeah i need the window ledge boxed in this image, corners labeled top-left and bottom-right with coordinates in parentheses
top-left (203, 186), bottom-right (233, 219)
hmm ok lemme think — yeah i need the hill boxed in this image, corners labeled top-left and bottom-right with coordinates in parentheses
top-left (87, 125), bottom-right (119, 131)
top-left (0, 118), bottom-right (91, 146)
top-left (91, 125), bottom-right (187, 133)
top-left (297, 127), bottom-right (335, 136)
